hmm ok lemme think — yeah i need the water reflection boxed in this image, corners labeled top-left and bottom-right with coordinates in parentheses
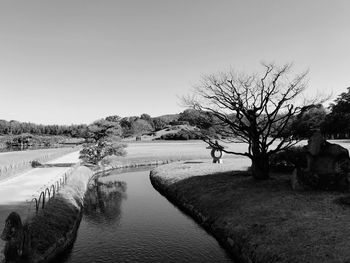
top-left (83, 179), bottom-right (127, 225)
top-left (62, 170), bottom-right (233, 262)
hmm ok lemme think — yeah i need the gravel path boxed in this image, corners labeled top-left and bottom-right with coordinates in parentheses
top-left (0, 151), bottom-right (80, 204)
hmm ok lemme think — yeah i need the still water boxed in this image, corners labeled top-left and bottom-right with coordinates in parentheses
top-left (57, 168), bottom-right (233, 263)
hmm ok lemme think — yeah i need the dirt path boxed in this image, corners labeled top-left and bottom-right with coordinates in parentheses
top-left (0, 151), bottom-right (80, 204)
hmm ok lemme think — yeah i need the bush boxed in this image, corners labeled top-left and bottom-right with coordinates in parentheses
top-left (159, 129), bottom-right (202, 140)
top-left (269, 146), bottom-right (307, 172)
top-left (79, 139), bottom-right (127, 165)
top-left (31, 160), bottom-right (42, 168)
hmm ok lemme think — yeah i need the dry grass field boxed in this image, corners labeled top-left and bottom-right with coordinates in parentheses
top-left (105, 140), bottom-right (251, 167)
top-left (0, 147), bottom-right (78, 179)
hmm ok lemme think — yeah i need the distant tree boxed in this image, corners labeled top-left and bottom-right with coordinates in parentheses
top-left (79, 118), bottom-right (127, 165)
top-left (184, 63), bottom-right (323, 179)
top-left (86, 119), bottom-right (123, 142)
top-left (140, 113), bottom-right (151, 122)
top-left (329, 87), bottom-right (350, 114)
top-left (79, 137), bottom-right (127, 165)
top-left (323, 87), bottom-right (350, 138)
top-left (105, 115), bottom-right (122, 123)
top-left (288, 104), bottom-right (327, 139)
top-left (178, 109), bottom-right (216, 130)
top-left (120, 117), bottom-right (134, 137)
top-left (178, 109), bottom-right (201, 126)
top-left (152, 117), bottom-right (167, 131)
top-left (140, 113), bottom-right (154, 129)
top-left (131, 119), bottom-right (153, 136)
top-left (6, 133), bottom-right (34, 150)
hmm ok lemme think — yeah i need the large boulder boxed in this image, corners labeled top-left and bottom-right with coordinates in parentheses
top-left (292, 131), bottom-right (350, 191)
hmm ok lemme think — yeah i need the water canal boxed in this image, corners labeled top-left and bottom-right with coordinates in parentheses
top-left (54, 167), bottom-right (233, 263)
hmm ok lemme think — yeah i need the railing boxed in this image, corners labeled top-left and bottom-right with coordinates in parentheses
top-left (27, 166), bottom-right (77, 214)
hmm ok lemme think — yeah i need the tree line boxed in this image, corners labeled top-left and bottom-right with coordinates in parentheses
top-left (1, 86), bottom-right (349, 142)
top-left (0, 120), bottom-right (90, 138)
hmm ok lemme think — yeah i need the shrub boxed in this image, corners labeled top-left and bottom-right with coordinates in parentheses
top-left (31, 160), bottom-right (42, 168)
top-left (79, 139), bottom-right (127, 165)
top-left (269, 146), bottom-right (307, 172)
top-left (159, 129), bottom-right (202, 140)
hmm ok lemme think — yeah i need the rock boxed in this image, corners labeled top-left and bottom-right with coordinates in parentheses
top-left (291, 168), bottom-right (305, 191)
top-left (307, 131), bottom-right (324, 156)
top-left (293, 132), bottom-right (350, 191)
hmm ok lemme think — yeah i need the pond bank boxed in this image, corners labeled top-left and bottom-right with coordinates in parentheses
top-left (1, 166), bottom-right (93, 263)
top-left (150, 161), bottom-right (350, 263)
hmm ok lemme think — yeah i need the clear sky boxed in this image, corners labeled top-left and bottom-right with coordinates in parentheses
top-left (1, 0), bottom-right (349, 125)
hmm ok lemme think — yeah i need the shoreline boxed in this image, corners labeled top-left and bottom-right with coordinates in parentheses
top-left (149, 162), bottom-right (246, 262)
top-left (149, 160), bottom-right (350, 263)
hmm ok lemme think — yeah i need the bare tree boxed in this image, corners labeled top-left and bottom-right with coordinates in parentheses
top-left (184, 63), bottom-right (320, 179)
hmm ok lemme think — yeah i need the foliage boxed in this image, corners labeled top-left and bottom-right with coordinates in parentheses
top-left (79, 139), bottom-right (126, 165)
top-left (5, 134), bottom-right (66, 151)
top-left (105, 115), bottom-right (122, 123)
top-left (132, 119), bottom-right (153, 136)
top-left (152, 114), bottom-right (179, 124)
top-left (0, 119), bottom-right (89, 138)
top-left (159, 129), bottom-right (202, 140)
top-left (288, 104), bottom-right (327, 139)
top-left (86, 119), bottom-right (123, 142)
top-left (79, 118), bottom-right (127, 165)
top-left (329, 87), bottom-right (350, 114)
top-left (323, 87), bottom-right (350, 138)
top-left (269, 146), bottom-right (307, 172)
top-left (31, 160), bottom-right (42, 168)
top-left (140, 113), bottom-right (154, 128)
top-left (152, 117), bottom-right (167, 131)
top-left (178, 109), bottom-right (214, 129)
top-left (185, 63), bottom-right (318, 179)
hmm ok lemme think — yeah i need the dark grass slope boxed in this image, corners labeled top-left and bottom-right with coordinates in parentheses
top-left (150, 162), bottom-right (350, 263)
top-left (28, 196), bottom-right (81, 256)
top-left (23, 166), bottom-right (92, 263)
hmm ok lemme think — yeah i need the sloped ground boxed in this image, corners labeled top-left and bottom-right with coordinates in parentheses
top-left (150, 161), bottom-right (350, 263)
top-left (0, 166), bottom-right (92, 263)
top-left (27, 166), bottom-right (92, 262)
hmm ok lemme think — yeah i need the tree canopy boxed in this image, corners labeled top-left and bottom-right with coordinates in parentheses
top-left (185, 63), bottom-right (319, 179)
top-left (79, 118), bottom-right (127, 165)
top-left (323, 87), bottom-right (350, 138)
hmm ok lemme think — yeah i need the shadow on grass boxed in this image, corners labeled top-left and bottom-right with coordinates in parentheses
top-left (159, 170), bottom-right (350, 262)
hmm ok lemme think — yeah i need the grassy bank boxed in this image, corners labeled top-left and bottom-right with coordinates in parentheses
top-left (150, 161), bottom-right (350, 263)
top-left (10, 166), bottom-right (92, 263)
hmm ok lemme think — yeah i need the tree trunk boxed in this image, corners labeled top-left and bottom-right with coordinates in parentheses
top-left (251, 154), bottom-right (270, 179)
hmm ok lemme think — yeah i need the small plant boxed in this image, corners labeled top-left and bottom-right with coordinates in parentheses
top-left (31, 160), bottom-right (42, 168)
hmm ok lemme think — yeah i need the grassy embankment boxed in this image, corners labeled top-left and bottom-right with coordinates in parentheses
top-left (0, 166), bottom-right (93, 263)
top-left (0, 147), bottom-right (79, 180)
top-left (150, 161), bottom-right (350, 263)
